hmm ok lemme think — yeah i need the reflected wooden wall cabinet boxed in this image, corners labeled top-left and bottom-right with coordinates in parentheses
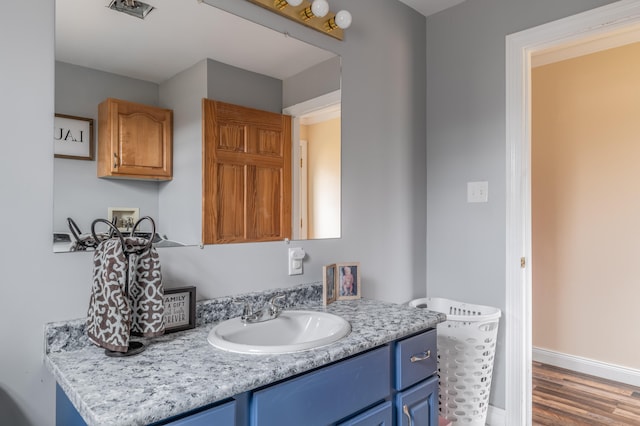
top-left (97, 98), bottom-right (173, 181)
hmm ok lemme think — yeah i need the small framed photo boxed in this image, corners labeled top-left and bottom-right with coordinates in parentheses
top-left (163, 286), bottom-right (196, 333)
top-left (323, 264), bottom-right (337, 306)
top-left (54, 113), bottom-right (94, 160)
top-left (337, 263), bottom-right (361, 300)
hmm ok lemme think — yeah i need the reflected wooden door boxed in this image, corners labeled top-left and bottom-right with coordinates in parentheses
top-left (202, 99), bottom-right (291, 244)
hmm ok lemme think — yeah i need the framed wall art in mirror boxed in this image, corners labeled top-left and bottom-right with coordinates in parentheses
top-left (54, 113), bottom-right (94, 160)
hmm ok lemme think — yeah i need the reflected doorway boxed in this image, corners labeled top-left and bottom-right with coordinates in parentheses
top-left (285, 91), bottom-right (341, 240)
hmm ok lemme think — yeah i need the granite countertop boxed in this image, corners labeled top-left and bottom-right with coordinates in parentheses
top-left (44, 284), bottom-right (445, 426)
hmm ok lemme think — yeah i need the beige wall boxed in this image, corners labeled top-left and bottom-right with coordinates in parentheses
top-left (302, 117), bottom-right (341, 239)
top-left (532, 42), bottom-right (640, 369)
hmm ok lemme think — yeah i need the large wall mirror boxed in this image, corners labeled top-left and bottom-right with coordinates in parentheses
top-left (53, 0), bottom-right (342, 252)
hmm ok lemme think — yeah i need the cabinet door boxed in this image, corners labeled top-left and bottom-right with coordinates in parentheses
top-left (202, 98), bottom-right (291, 244)
top-left (56, 383), bottom-right (236, 426)
top-left (250, 346), bottom-right (390, 426)
top-left (337, 401), bottom-right (393, 426)
top-left (395, 376), bottom-right (438, 426)
top-left (98, 98), bottom-right (173, 180)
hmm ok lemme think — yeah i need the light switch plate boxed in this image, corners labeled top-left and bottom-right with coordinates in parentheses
top-left (467, 181), bottom-right (489, 203)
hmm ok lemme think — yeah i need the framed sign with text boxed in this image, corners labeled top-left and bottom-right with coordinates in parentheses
top-left (163, 286), bottom-right (196, 333)
top-left (54, 113), bottom-right (94, 160)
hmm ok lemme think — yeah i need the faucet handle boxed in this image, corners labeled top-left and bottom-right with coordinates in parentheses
top-left (269, 294), bottom-right (286, 307)
top-left (235, 300), bottom-right (253, 320)
top-left (268, 295), bottom-right (286, 316)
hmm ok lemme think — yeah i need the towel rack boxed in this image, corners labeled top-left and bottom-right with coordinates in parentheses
top-left (67, 216), bottom-right (117, 251)
top-left (90, 216), bottom-right (156, 255)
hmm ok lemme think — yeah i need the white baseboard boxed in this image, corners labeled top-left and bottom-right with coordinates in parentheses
top-left (533, 347), bottom-right (640, 387)
top-left (486, 405), bottom-right (506, 425)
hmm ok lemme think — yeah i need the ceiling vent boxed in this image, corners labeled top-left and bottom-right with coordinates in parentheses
top-left (108, 0), bottom-right (154, 20)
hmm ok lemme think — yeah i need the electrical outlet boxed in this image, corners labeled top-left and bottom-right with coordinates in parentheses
top-left (288, 248), bottom-right (305, 275)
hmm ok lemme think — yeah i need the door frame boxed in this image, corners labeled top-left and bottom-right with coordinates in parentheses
top-left (283, 90), bottom-right (341, 240)
top-left (505, 1), bottom-right (640, 424)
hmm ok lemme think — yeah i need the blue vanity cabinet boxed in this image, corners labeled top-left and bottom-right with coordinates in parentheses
top-left (250, 329), bottom-right (438, 426)
top-left (161, 400), bottom-right (236, 425)
top-left (55, 384), bottom-right (236, 426)
top-left (336, 401), bottom-right (393, 426)
top-left (394, 329), bottom-right (437, 391)
top-left (56, 384), bottom-right (88, 426)
top-left (393, 329), bottom-right (439, 426)
top-left (55, 328), bottom-right (439, 426)
top-left (250, 346), bottom-right (391, 426)
top-left (395, 376), bottom-right (438, 426)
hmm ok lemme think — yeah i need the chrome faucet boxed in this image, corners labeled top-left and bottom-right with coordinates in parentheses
top-left (240, 295), bottom-right (286, 324)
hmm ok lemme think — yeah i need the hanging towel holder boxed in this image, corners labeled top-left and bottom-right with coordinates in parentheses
top-left (90, 216), bottom-right (156, 357)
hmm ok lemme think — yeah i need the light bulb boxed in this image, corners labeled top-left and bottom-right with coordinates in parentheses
top-left (334, 10), bottom-right (352, 29)
top-left (287, 0), bottom-right (303, 6)
top-left (311, 0), bottom-right (329, 18)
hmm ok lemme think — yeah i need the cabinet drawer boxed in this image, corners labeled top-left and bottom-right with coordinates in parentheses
top-left (163, 400), bottom-right (235, 425)
top-left (251, 346), bottom-right (391, 426)
top-left (337, 400), bottom-right (392, 426)
top-left (394, 329), bottom-right (437, 391)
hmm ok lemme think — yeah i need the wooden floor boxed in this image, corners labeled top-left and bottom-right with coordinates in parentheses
top-left (532, 361), bottom-right (640, 425)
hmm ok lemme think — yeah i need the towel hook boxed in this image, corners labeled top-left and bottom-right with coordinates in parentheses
top-left (129, 216), bottom-right (156, 254)
top-left (90, 218), bottom-right (126, 249)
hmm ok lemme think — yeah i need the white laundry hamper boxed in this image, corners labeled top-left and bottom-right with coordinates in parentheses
top-left (409, 297), bottom-right (501, 426)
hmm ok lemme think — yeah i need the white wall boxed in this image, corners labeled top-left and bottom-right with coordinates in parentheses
top-left (425, 0), bottom-right (617, 411)
top-left (0, 0), bottom-right (426, 424)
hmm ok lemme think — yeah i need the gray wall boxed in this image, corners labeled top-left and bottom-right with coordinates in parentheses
top-left (54, 61), bottom-right (160, 235)
top-left (425, 0), bottom-right (616, 411)
top-left (159, 60), bottom-right (208, 245)
top-left (284, 56), bottom-right (342, 107)
top-left (206, 58), bottom-right (283, 113)
top-left (0, 0), bottom-right (426, 424)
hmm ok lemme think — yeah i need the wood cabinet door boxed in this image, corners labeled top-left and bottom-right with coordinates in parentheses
top-left (98, 98), bottom-right (173, 180)
top-left (203, 99), bottom-right (291, 244)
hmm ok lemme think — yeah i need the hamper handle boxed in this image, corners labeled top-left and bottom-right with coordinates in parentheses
top-left (476, 320), bottom-right (499, 332)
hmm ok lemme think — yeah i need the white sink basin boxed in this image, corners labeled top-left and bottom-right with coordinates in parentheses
top-left (207, 310), bottom-right (351, 354)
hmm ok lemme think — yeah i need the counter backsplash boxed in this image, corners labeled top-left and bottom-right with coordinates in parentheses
top-left (45, 282), bottom-right (323, 354)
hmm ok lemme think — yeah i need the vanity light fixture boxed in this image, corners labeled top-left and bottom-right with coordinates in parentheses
top-left (246, 0), bottom-right (352, 40)
top-left (108, 0), bottom-right (154, 20)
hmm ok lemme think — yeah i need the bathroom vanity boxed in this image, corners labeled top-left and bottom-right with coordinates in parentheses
top-left (45, 284), bottom-right (444, 425)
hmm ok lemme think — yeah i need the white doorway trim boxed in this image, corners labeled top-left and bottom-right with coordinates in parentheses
top-left (505, 1), bottom-right (640, 424)
top-left (299, 139), bottom-right (309, 239)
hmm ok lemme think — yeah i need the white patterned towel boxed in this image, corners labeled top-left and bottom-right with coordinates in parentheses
top-left (86, 237), bottom-right (164, 353)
